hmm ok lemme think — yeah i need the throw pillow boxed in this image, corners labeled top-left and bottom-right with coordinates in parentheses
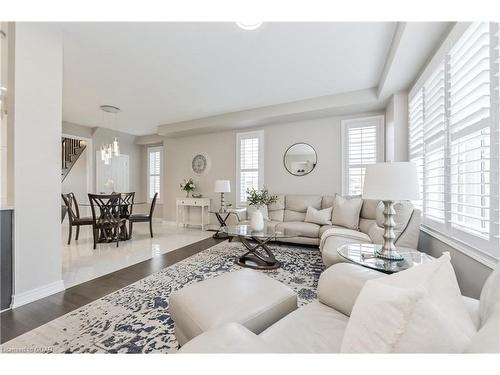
top-left (331, 194), bottom-right (363, 230)
top-left (340, 281), bottom-right (472, 353)
top-left (340, 254), bottom-right (477, 353)
top-left (304, 206), bottom-right (332, 225)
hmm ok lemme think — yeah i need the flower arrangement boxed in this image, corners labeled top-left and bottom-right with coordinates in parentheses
top-left (180, 178), bottom-right (196, 197)
top-left (246, 187), bottom-right (278, 208)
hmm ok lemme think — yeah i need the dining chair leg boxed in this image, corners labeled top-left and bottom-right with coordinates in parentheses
top-left (149, 219), bottom-right (153, 238)
top-left (129, 221), bottom-right (133, 240)
top-left (92, 228), bottom-right (97, 250)
top-left (67, 224), bottom-right (72, 245)
top-left (116, 225), bottom-right (120, 247)
top-left (76, 225), bottom-right (80, 241)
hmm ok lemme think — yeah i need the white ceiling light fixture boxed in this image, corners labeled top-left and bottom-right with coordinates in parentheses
top-left (100, 105), bottom-right (121, 113)
top-left (236, 21), bottom-right (263, 31)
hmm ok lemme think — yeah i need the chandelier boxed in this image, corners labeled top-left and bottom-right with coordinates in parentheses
top-left (100, 138), bottom-right (120, 165)
top-left (99, 105), bottom-right (121, 165)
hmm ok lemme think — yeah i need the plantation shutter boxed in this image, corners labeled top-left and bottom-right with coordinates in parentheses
top-left (148, 148), bottom-right (161, 200)
top-left (237, 131), bottom-right (264, 205)
top-left (343, 117), bottom-right (382, 196)
top-left (409, 89), bottom-right (425, 210)
top-left (423, 62), bottom-right (446, 222)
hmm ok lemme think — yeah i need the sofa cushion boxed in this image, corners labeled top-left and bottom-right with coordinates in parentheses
top-left (465, 304), bottom-right (500, 353)
top-left (321, 195), bottom-right (335, 209)
top-left (268, 194), bottom-right (285, 222)
top-left (283, 210), bottom-right (306, 222)
top-left (285, 195), bottom-right (322, 212)
top-left (360, 199), bottom-right (379, 219)
top-left (359, 218), bottom-right (376, 235)
top-left (318, 224), bottom-right (343, 237)
top-left (260, 300), bottom-right (348, 353)
top-left (268, 194), bottom-right (285, 211)
top-left (340, 278), bottom-right (472, 353)
top-left (305, 206), bottom-right (332, 225)
top-left (331, 194), bottom-right (363, 230)
top-left (276, 221), bottom-right (320, 238)
top-left (375, 253), bottom-right (476, 340)
top-left (479, 267), bottom-right (499, 327)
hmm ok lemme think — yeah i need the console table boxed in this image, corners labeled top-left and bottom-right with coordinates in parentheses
top-left (176, 197), bottom-right (211, 230)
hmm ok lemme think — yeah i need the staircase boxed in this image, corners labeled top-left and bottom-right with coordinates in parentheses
top-left (61, 137), bottom-right (87, 182)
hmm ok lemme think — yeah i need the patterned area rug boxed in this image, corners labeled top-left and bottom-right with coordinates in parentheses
top-left (1, 240), bottom-right (324, 353)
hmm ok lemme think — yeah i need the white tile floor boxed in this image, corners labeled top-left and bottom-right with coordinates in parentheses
top-left (61, 220), bottom-right (213, 288)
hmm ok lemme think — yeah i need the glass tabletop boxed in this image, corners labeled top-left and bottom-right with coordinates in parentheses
top-left (223, 224), bottom-right (299, 239)
top-left (337, 243), bottom-right (433, 274)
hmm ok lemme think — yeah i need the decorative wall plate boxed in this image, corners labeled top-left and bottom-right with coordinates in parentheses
top-left (192, 153), bottom-right (209, 175)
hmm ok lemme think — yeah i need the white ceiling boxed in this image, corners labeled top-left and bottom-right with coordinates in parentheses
top-left (62, 22), bottom-right (398, 135)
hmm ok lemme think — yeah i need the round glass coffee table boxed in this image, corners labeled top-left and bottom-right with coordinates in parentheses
top-left (224, 224), bottom-right (299, 270)
top-left (337, 243), bottom-right (433, 274)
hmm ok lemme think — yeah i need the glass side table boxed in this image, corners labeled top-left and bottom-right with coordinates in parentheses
top-left (337, 243), bottom-right (433, 274)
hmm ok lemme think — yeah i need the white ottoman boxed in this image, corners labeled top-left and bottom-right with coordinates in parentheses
top-left (169, 269), bottom-right (297, 345)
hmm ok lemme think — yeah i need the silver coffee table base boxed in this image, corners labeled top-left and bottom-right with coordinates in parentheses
top-left (236, 236), bottom-right (281, 270)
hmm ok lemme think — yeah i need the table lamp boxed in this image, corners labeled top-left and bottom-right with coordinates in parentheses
top-left (362, 162), bottom-right (420, 261)
top-left (214, 180), bottom-right (231, 213)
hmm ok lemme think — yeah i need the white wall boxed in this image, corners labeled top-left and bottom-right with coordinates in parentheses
top-left (385, 92), bottom-right (408, 162)
top-left (12, 23), bottom-right (64, 306)
top-left (163, 112), bottom-right (383, 222)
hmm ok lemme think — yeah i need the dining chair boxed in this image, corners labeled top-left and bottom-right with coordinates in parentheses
top-left (128, 192), bottom-right (158, 239)
top-left (120, 192), bottom-right (135, 219)
top-left (88, 193), bottom-right (128, 249)
top-left (61, 192), bottom-right (93, 245)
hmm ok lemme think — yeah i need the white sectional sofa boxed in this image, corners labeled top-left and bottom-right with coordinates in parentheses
top-left (243, 194), bottom-right (421, 266)
top-left (178, 263), bottom-right (499, 353)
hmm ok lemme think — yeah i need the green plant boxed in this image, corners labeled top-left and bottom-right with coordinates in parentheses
top-left (246, 187), bottom-right (278, 207)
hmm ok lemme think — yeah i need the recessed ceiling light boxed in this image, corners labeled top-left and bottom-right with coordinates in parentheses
top-left (100, 105), bottom-right (121, 113)
top-left (236, 21), bottom-right (263, 31)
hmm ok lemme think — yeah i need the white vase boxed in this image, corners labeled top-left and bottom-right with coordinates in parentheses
top-left (250, 208), bottom-right (265, 232)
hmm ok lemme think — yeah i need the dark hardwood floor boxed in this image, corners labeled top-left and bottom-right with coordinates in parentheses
top-left (0, 237), bottom-right (224, 344)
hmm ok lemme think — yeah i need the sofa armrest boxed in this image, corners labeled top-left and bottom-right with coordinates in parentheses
top-left (178, 323), bottom-right (272, 353)
top-left (317, 263), bottom-right (385, 316)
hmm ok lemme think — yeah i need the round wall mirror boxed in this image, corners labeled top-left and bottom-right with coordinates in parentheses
top-left (283, 143), bottom-right (317, 176)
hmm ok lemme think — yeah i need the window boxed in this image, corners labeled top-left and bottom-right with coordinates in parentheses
top-left (147, 146), bottom-right (162, 202)
top-left (236, 131), bottom-right (264, 206)
top-left (409, 22), bottom-right (499, 262)
top-left (342, 116), bottom-right (384, 196)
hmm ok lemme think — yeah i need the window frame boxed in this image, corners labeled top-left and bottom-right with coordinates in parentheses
top-left (341, 115), bottom-right (385, 196)
top-left (235, 130), bottom-right (264, 207)
top-left (147, 145), bottom-right (163, 204)
top-left (408, 22), bottom-right (499, 266)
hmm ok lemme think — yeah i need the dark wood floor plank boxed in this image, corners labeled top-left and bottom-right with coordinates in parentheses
top-left (0, 237), bottom-right (223, 344)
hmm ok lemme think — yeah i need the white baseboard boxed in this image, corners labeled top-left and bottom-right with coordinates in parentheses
top-left (11, 280), bottom-right (65, 308)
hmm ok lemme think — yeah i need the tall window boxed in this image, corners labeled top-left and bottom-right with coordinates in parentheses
top-left (409, 22), bottom-right (499, 261)
top-left (236, 131), bottom-right (264, 206)
top-left (147, 146), bottom-right (162, 202)
top-left (342, 116), bottom-right (384, 195)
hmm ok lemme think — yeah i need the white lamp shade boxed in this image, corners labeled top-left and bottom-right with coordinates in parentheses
top-left (214, 180), bottom-right (231, 193)
top-left (362, 162), bottom-right (420, 201)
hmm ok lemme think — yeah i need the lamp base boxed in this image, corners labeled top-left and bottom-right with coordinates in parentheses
top-left (375, 248), bottom-right (404, 261)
